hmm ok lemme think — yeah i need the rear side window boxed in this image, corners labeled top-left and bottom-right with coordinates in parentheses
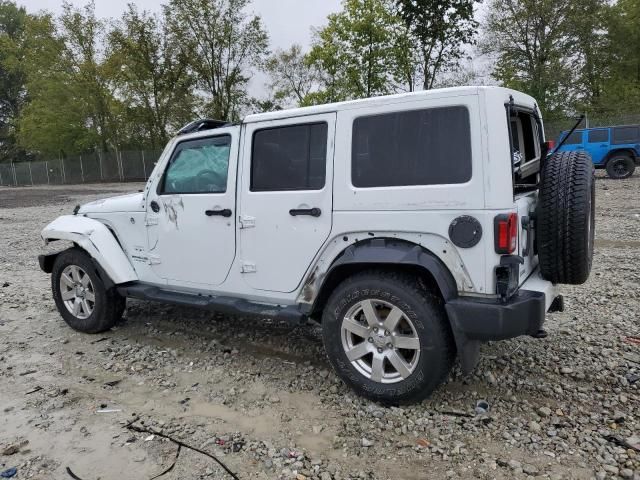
top-left (612, 126), bottom-right (640, 144)
top-left (588, 129), bottom-right (608, 143)
top-left (251, 123), bottom-right (327, 191)
top-left (352, 106), bottom-right (471, 188)
top-left (564, 131), bottom-right (583, 145)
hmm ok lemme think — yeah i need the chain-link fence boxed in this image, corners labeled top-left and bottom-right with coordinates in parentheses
top-left (0, 149), bottom-right (162, 187)
top-left (544, 113), bottom-right (640, 141)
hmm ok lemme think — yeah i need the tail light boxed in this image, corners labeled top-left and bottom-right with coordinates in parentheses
top-left (494, 213), bottom-right (518, 254)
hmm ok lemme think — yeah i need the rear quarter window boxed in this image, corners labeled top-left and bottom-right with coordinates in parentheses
top-left (351, 106), bottom-right (472, 188)
top-left (612, 126), bottom-right (640, 144)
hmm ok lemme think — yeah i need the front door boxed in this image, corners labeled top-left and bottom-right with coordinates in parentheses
top-left (239, 114), bottom-right (336, 293)
top-left (146, 130), bottom-right (238, 288)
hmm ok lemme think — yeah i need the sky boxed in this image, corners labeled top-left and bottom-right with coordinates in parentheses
top-left (16, 0), bottom-right (343, 50)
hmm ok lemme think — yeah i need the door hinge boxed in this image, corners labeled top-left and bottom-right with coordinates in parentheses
top-left (148, 254), bottom-right (161, 265)
top-left (241, 262), bottom-right (256, 273)
top-left (145, 216), bottom-right (159, 226)
top-left (239, 215), bottom-right (255, 229)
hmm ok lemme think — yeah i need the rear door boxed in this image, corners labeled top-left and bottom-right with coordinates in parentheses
top-left (238, 114), bottom-right (336, 293)
top-left (586, 128), bottom-right (610, 165)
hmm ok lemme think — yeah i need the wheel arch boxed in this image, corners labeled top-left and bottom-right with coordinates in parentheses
top-left (40, 215), bottom-right (138, 286)
top-left (303, 238), bottom-right (458, 320)
top-left (605, 148), bottom-right (636, 163)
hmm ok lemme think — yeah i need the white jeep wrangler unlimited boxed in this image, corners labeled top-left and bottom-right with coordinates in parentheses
top-left (39, 87), bottom-right (595, 404)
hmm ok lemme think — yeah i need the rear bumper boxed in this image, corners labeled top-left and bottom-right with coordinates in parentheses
top-left (445, 269), bottom-right (559, 342)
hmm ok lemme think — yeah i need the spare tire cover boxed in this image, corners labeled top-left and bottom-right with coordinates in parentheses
top-left (536, 150), bottom-right (595, 285)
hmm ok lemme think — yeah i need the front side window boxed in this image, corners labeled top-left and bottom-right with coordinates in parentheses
top-left (612, 126), bottom-right (640, 144)
top-left (564, 131), bottom-right (583, 145)
top-left (251, 123), bottom-right (328, 191)
top-left (352, 106), bottom-right (472, 188)
top-left (161, 136), bottom-right (231, 194)
top-left (588, 129), bottom-right (609, 143)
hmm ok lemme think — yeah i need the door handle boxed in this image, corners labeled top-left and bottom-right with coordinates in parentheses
top-left (205, 208), bottom-right (232, 217)
top-left (150, 200), bottom-right (160, 213)
top-left (289, 207), bottom-right (321, 217)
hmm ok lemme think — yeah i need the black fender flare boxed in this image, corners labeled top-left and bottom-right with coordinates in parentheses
top-left (306, 238), bottom-right (459, 318)
top-left (605, 148), bottom-right (636, 164)
top-left (306, 238), bottom-right (488, 374)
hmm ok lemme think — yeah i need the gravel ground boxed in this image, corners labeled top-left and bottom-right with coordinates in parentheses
top-left (0, 176), bottom-right (638, 480)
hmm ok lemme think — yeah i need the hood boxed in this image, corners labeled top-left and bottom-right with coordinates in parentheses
top-left (78, 192), bottom-right (145, 214)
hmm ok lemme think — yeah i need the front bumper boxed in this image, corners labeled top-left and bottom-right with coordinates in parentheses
top-left (445, 269), bottom-right (559, 342)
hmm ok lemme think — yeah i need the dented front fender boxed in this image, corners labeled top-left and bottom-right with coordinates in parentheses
top-left (41, 215), bottom-right (138, 285)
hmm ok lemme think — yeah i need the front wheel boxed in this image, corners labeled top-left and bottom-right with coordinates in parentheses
top-left (52, 248), bottom-right (125, 334)
top-left (322, 271), bottom-right (455, 404)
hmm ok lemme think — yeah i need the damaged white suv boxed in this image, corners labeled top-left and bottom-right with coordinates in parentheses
top-left (39, 87), bottom-right (595, 404)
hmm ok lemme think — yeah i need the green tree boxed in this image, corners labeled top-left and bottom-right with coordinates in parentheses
top-left (17, 13), bottom-right (92, 156)
top-left (567, 0), bottom-right (609, 111)
top-left (0, 1), bottom-right (29, 162)
top-left (165, 0), bottom-right (269, 121)
top-left (307, 0), bottom-right (414, 103)
top-left (264, 44), bottom-right (319, 108)
top-left (108, 5), bottom-right (198, 149)
top-left (59, 1), bottom-right (117, 151)
top-left (396, 0), bottom-right (479, 90)
top-left (18, 2), bottom-right (118, 156)
top-left (597, 0), bottom-right (640, 115)
top-left (482, 0), bottom-right (575, 118)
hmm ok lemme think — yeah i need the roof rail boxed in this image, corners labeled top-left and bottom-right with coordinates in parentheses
top-left (177, 119), bottom-right (231, 136)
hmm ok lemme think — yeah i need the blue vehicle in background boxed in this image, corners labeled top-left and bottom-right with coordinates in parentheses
top-left (556, 124), bottom-right (640, 178)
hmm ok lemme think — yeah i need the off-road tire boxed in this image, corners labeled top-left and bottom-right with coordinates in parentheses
top-left (537, 151), bottom-right (595, 285)
top-left (322, 270), bottom-right (455, 404)
top-left (52, 248), bottom-right (125, 334)
top-left (605, 154), bottom-right (635, 179)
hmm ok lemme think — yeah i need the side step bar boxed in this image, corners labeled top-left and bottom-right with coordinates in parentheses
top-left (116, 283), bottom-right (306, 325)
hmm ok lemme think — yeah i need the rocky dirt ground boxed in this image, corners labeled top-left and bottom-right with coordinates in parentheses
top-left (0, 176), bottom-right (638, 480)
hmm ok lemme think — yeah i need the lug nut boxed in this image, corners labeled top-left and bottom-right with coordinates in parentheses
top-left (373, 327), bottom-right (378, 333)
top-left (368, 337), bottom-right (373, 343)
top-left (377, 347), bottom-right (383, 353)
top-left (386, 343), bottom-right (393, 349)
top-left (384, 330), bottom-right (390, 336)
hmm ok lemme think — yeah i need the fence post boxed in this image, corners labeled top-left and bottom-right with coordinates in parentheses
top-left (98, 151), bottom-right (103, 181)
top-left (61, 156), bottom-right (66, 184)
top-left (141, 150), bottom-right (147, 180)
top-left (0, 166), bottom-right (3, 185)
top-left (28, 161), bottom-right (33, 185)
top-left (118, 149), bottom-right (124, 181)
top-left (45, 161), bottom-right (50, 184)
top-left (80, 154), bottom-right (84, 183)
top-left (12, 162), bottom-right (17, 186)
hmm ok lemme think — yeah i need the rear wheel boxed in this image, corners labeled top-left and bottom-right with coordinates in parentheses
top-left (52, 248), bottom-right (125, 334)
top-left (322, 270), bottom-right (455, 404)
top-left (606, 154), bottom-right (635, 179)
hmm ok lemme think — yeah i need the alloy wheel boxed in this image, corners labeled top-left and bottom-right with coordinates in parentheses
top-left (340, 299), bottom-right (420, 384)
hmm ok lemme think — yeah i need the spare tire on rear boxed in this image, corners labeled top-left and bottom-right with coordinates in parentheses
top-left (537, 150), bottom-right (595, 285)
